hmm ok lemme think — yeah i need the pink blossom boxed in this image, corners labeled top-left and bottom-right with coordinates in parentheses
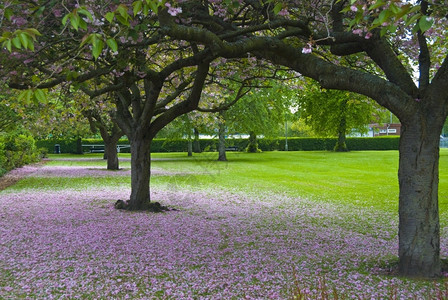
top-left (165, 3), bottom-right (182, 16)
top-left (278, 9), bottom-right (289, 17)
top-left (302, 44), bottom-right (312, 54)
top-left (350, 5), bottom-right (358, 12)
top-left (352, 29), bottom-right (363, 36)
top-left (53, 9), bottom-right (63, 18)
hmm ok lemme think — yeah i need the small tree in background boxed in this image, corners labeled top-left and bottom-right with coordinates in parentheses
top-left (295, 79), bottom-right (382, 151)
top-left (224, 80), bottom-right (295, 153)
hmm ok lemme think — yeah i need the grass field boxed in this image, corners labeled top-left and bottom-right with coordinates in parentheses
top-left (1, 150), bottom-right (448, 298)
top-left (40, 149), bottom-right (447, 214)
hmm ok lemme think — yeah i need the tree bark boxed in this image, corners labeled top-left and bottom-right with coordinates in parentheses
top-left (128, 137), bottom-right (152, 210)
top-left (247, 131), bottom-right (258, 153)
top-left (104, 141), bottom-right (119, 170)
top-left (187, 139), bottom-right (193, 157)
top-left (398, 118), bottom-right (442, 277)
top-left (99, 125), bottom-right (122, 170)
top-left (334, 100), bottom-right (348, 152)
top-left (218, 121), bottom-right (227, 161)
top-left (187, 130), bottom-right (193, 157)
top-left (75, 137), bottom-right (83, 154)
top-left (193, 128), bottom-right (201, 153)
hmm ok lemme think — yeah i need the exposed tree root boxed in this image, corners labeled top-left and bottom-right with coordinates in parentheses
top-left (114, 199), bottom-right (174, 212)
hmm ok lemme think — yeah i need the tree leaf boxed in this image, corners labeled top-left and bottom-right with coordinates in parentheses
top-left (273, 3), bottom-right (283, 15)
top-left (24, 28), bottom-right (42, 38)
top-left (106, 38), bottom-right (118, 52)
top-left (133, 0), bottom-right (143, 16)
top-left (12, 36), bottom-right (22, 49)
top-left (70, 13), bottom-right (81, 31)
top-left (405, 14), bottom-right (420, 27)
top-left (79, 18), bottom-right (88, 30)
top-left (377, 9), bottom-right (390, 25)
top-left (19, 90), bottom-right (33, 104)
top-left (148, 1), bottom-right (159, 14)
top-left (389, 3), bottom-right (399, 14)
top-left (28, 40), bottom-right (35, 51)
top-left (34, 89), bottom-right (47, 103)
top-left (4, 8), bottom-right (13, 21)
top-left (62, 13), bottom-right (70, 25)
top-left (368, 1), bottom-right (385, 11)
top-left (78, 8), bottom-right (93, 21)
top-left (117, 4), bottom-right (129, 20)
top-left (19, 32), bottom-right (29, 49)
top-left (80, 34), bottom-right (93, 47)
top-left (116, 15), bottom-right (130, 26)
top-left (105, 12), bottom-right (115, 23)
top-left (92, 38), bottom-right (104, 60)
top-left (387, 24), bottom-right (397, 34)
top-left (418, 15), bottom-right (433, 33)
top-left (18, 90), bottom-right (28, 102)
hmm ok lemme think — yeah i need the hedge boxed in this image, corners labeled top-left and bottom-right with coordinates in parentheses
top-left (0, 132), bottom-right (43, 176)
top-left (35, 138), bottom-right (79, 154)
top-left (36, 136), bottom-right (400, 154)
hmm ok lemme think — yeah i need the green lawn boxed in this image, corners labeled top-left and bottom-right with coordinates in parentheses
top-left (46, 149), bottom-right (448, 214)
top-left (150, 151), bottom-right (402, 210)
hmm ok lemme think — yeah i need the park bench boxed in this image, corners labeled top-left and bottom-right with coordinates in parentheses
top-left (82, 144), bottom-right (131, 153)
top-left (87, 145), bottom-right (105, 153)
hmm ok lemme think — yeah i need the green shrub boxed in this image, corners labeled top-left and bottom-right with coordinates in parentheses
top-left (39, 147), bottom-right (49, 158)
top-left (0, 141), bottom-right (6, 177)
top-left (0, 131), bottom-right (41, 175)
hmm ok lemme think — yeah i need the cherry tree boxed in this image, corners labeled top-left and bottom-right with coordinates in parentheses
top-left (1, 1), bottom-right (212, 210)
top-left (158, 0), bottom-right (448, 277)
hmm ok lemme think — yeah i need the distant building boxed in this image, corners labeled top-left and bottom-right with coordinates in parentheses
top-left (370, 123), bottom-right (401, 136)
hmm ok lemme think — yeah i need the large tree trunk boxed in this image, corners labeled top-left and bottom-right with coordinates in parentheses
top-left (104, 141), bottom-right (119, 170)
top-left (218, 121), bottom-right (227, 161)
top-left (398, 119), bottom-right (442, 277)
top-left (128, 137), bottom-right (152, 210)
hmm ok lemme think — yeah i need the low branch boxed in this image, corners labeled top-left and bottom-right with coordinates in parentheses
top-left (154, 79), bottom-right (193, 111)
top-left (197, 85), bottom-right (250, 113)
top-left (81, 82), bottom-right (124, 98)
top-left (417, 1), bottom-right (431, 91)
top-left (149, 61), bottom-right (211, 138)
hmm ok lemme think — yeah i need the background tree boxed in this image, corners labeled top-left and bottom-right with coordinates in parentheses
top-left (295, 79), bottom-right (382, 151)
top-left (224, 81), bottom-right (291, 153)
top-left (79, 91), bottom-right (123, 170)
